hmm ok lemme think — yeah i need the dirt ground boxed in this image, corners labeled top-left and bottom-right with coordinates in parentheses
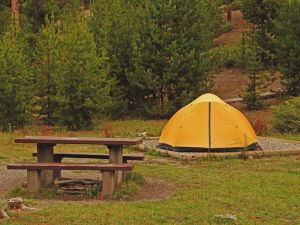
top-left (212, 10), bottom-right (283, 123)
top-left (0, 163), bottom-right (175, 202)
top-left (214, 10), bottom-right (251, 47)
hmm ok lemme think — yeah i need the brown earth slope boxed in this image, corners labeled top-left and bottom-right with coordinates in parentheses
top-left (211, 10), bottom-right (282, 122)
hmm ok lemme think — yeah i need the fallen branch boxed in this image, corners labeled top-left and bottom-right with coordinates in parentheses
top-left (225, 88), bottom-right (284, 103)
top-left (8, 198), bottom-right (40, 211)
top-left (0, 208), bottom-right (9, 220)
top-left (55, 179), bottom-right (100, 186)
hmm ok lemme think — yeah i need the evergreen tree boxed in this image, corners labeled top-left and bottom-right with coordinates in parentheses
top-left (55, 12), bottom-right (111, 130)
top-left (91, 0), bottom-right (222, 118)
top-left (32, 16), bottom-right (59, 125)
top-left (126, 0), bottom-right (221, 117)
top-left (275, 0), bottom-right (300, 96)
top-left (241, 32), bottom-right (269, 110)
top-left (0, 29), bottom-right (31, 131)
top-left (0, 4), bottom-right (11, 36)
top-left (90, 0), bottom-right (136, 118)
top-left (242, 0), bottom-right (282, 65)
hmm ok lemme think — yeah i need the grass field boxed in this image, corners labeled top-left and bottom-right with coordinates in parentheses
top-left (0, 120), bottom-right (299, 225)
top-left (1, 157), bottom-right (300, 225)
top-left (0, 120), bottom-right (167, 165)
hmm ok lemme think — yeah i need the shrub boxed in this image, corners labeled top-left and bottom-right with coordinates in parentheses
top-left (251, 119), bottom-right (268, 135)
top-left (230, 0), bottom-right (243, 10)
top-left (271, 97), bottom-right (300, 133)
top-left (204, 46), bottom-right (239, 69)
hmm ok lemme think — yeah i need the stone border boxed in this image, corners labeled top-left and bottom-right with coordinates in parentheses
top-left (138, 137), bottom-right (300, 160)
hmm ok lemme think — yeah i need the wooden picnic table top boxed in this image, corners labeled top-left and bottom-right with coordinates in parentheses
top-left (15, 136), bottom-right (143, 145)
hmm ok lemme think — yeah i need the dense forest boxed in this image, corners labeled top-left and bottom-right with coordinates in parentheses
top-left (0, 0), bottom-right (299, 131)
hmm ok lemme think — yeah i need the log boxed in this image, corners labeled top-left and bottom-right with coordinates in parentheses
top-left (57, 190), bottom-right (83, 195)
top-left (142, 147), bottom-right (300, 160)
top-left (59, 186), bottom-right (86, 191)
top-left (224, 88), bottom-right (284, 103)
top-left (55, 179), bottom-right (100, 186)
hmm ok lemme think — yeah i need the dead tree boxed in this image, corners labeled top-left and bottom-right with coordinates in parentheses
top-left (11, 0), bottom-right (20, 28)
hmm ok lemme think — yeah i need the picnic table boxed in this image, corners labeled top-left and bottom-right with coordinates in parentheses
top-left (14, 136), bottom-right (143, 188)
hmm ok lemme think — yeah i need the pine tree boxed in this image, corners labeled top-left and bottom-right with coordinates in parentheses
top-left (90, 0), bottom-right (136, 118)
top-left (126, 0), bottom-right (221, 117)
top-left (91, 0), bottom-right (222, 118)
top-left (0, 29), bottom-right (31, 131)
top-left (32, 16), bottom-right (59, 125)
top-left (275, 0), bottom-right (300, 96)
top-left (241, 32), bottom-right (269, 110)
top-left (241, 0), bottom-right (282, 65)
top-left (55, 12), bottom-right (111, 130)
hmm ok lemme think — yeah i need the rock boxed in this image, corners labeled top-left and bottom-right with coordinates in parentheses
top-left (136, 131), bottom-right (147, 137)
top-left (215, 214), bottom-right (237, 221)
top-left (8, 197), bottom-right (40, 211)
top-left (8, 197), bottom-right (24, 210)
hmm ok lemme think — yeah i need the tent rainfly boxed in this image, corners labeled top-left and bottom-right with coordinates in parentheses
top-left (159, 93), bottom-right (258, 152)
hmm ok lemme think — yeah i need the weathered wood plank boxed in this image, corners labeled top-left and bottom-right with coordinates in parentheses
top-left (32, 152), bottom-right (145, 161)
top-left (15, 136), bottom-right (143, 145)
top-left (7, 163), bottom-right (134, 171)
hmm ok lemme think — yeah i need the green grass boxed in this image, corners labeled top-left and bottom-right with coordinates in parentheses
top-left (0, 121), bottom-right (300, 224)
top-left (0, 120), bottom-right (166, 165)
top-left (2, 157), bottom-right (300, 225)
top-left (268, 132), bottom-right (300, 142)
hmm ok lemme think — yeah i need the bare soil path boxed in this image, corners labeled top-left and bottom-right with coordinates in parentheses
top-left (214, 10), bottom-right (250, 47)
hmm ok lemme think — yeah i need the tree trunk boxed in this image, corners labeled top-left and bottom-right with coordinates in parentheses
top-left (11, 0), bottom-right (20, 28)
top-left (226, 6), bottom-right (232, 21)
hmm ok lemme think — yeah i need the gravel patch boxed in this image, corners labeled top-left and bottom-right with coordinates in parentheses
top-left (0, 166), bottom-right (26, 199)
top-left (143, 136), bottom-right (300, 151)
top-left (257, 137), bottom-right (300, 150)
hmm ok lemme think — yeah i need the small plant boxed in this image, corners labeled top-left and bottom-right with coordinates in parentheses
top-left (271, 97), bottom-right (300, 133)
top-left (240, 32), bottom-right (270, 110)
top-left (83, 183), bottom-right (102, 199)
top-left (41, 126), bottom-right (50, 136)
top-left (123, 172), bottom-right (145, 185)
top-left (251, 119), bottom-right (268, 136)
top-left (146, 149), bottom-right (169, 157)
top-left (103, 124), bottom-right (113, 138)
top-left (113, 172), bottom-right (145, 200)
top-left (7, 186), bottom-right (58, 199)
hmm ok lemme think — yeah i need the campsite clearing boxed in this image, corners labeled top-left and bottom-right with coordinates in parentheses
top-left (0, 156), bottom-right (299, 225)
top-left (0, 122), bottom-right (299, 225)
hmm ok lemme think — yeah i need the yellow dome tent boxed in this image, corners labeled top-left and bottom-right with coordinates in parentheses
top-left (159, 93), bottom-right (258, 152)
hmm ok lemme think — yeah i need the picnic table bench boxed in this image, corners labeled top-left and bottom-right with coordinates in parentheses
top-left (31, 152), bottom-right (144, 179)
top-left (8, 136), bottom-right (143, 197)
top-left (7, 163), bottom-right (134, 196)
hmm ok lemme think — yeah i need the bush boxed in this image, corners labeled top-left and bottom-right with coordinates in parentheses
top-left (204, 46), bottom-right (239, 69)
top-left (271, 97), bottom-right (300, 133)
top-left (251, 119), bottom-right (268, 135)
top-left (230, 0), bottom-right (242, 10)
top-left (217, 21), bottom-right (233, 35)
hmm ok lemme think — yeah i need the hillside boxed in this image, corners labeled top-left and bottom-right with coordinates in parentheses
top-left (211, 10), bottom-right (282, 123)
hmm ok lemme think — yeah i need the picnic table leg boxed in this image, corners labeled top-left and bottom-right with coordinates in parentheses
top-left (37, 143), bottom-right (54, 187)
top-left (53, 156), bottom-right (62, 180)
top-left (108, 145), bottom-right (123, 187)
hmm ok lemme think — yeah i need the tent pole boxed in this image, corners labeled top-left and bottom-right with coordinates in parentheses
top-left (208, 102), bottom-right (211, 152)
